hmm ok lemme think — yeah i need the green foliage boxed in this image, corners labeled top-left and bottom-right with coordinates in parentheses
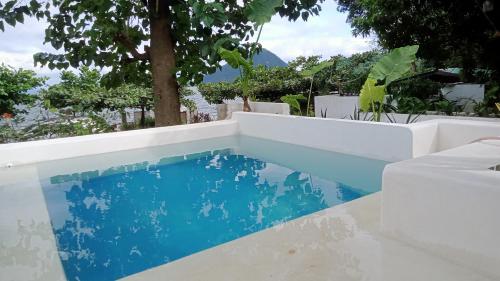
top-left (288, 56), bottom-right (322, 71)
top-left (369, 45), bottom-right (419, 86)
top-left (0, 0), bottom-right (323, 83)
top-left (388, 77), bottom-right (442, 101)
top-left (1, 114), bottom-right (113, 144)
top-left (347, 106), bottom-right (373, 121)
top-left (251, 65), bottom-right (308, 101)
top-left (330, 51), bottom-right (382, 95)
top-left (280, 94), bottom-right (306, 115)
top-left (40, 67), bottom-right (105, 114)
top-left (300, 60), bottom-right (334, 116)
top-left (359, 78), bottom-right (385, 113)
top-left (106, 84), bottom-right (154, 112)
top-left (40, 67), bottom-right (160, 117)
top-left (0, 64), bottom-right (46, 115)
top-left (199, 52), bottom-right (382, 110)
top-left (198, 82), bottom-right (240, 104)
top-left (391, 96), bottom-right (428, 114)
top-left (475, 83), bottom-right (500, 117)
top-left (0, 124), bottom-right (22, 143)
top-left (387, 77), bottom-right (442, 114)
top-left (1, 0), bottom-right (324, 125)
top-left (218, 48), bottom-right (253, 75)
top-left (246, 0), bottom-right (283, 26)
top-left (179, 87), bottom-right (197, 113)
top-left (25, 114), bottom-right (113, 139)
top-left (217, 47), bottom-right (254, 100)
top-left (337, 0), bottom-right (500, 81)
top-left (359, 45), bottom-right (419, 121)
top-left (300, 61), bottom-right (334, 78)
top-left (429, 97), bottom-right (462, 116)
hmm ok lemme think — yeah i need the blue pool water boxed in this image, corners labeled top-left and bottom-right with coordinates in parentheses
top-left (40, 137), bottom-right (388, 280)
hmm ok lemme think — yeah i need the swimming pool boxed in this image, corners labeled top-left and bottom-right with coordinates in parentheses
top-left (0, 136), bottom-right (388, 280)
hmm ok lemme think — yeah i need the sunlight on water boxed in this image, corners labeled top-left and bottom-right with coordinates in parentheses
top-left (37, 137), bottom-right (387, 280)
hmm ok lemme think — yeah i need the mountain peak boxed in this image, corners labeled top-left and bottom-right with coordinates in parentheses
top-left (203, 49), bottom-right (287, 83)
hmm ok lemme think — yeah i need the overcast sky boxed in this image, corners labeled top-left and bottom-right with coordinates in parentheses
top-left (0, 1), bottom-right (375, 83)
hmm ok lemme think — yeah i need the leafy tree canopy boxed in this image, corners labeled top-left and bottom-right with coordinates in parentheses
top-left (0, 64), bottom-right (46, 116)
top-left (0, 0), bottom-right (325, 125)
top-left (337, 0), bottom-right (500, 80)
top-left (40, 66), bottom-right (153, 115)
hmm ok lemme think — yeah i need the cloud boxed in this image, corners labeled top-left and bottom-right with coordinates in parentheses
top-left (259, 2), bottom-right (375, 61)
top-left (0, 17), bottom-right (61, 83)
top-left (0, 1), bottom-right (374, 83)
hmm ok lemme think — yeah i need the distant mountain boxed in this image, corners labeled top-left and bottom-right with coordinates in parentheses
top-left (203, 49), bottom-right (287, 83)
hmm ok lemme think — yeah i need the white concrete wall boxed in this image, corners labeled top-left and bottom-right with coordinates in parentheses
top-left (0, 120), bottom-right (238, 167)
top-left (382, 140), bottom-right (500, 278)
top-left (232, 112), bottom-right (415, 162)
top-left (217, 102), bottom-right (290, 120)
top-left (315, 93), bottom-right (498, 123)
top-left (314, 95), bottom-right (359, 119)
top-left (384, 113), bottom-right (500, 124)
top-left (442, 84), bottom-right (484, 112)
top-left (436, 119), bottom-right (500, 151)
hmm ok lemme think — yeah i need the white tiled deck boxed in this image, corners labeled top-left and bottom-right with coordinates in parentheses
top-left (123, 193), bottom-right (494, 281)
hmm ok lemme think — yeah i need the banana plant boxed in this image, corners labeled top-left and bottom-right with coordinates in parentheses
top-left (359, 45), bottom-right (419, 121)
top-left (300, 60), bottom-right (334, 116)
top-left (280, 94), bottom-right (307, 115)
top-left (217, 0), bottom-right (282, 112)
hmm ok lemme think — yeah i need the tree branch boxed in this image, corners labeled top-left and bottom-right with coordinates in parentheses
top-left (114, 32), bottom-right (149, 63)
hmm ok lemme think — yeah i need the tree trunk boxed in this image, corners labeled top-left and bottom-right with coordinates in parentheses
top-left (149, 2), bottom-right (181, 127)
top-left (120, 110), bottom-right (127, 125)
top-left (243, 96), bottom-right (252, 112)
top-left (140, 105), bottom-right (146, 128)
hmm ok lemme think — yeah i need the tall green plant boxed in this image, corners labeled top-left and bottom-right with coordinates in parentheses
top-left (359, 45), bottom-right (419, 121)
top-left (1, 0), bottom-right (323, 126)
top-left (218, 0), bottom-right (283, 112)
top-left (300, 60), bottom-right (334, 116)
top-left (280, 94), bottom-right (306, 115)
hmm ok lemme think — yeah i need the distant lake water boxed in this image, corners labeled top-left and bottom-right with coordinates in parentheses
top-left (3, 87), bottom-right (219, 128)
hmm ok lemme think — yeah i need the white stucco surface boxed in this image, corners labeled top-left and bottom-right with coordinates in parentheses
top-left (442, 83), bottom-right (485, 112)
top-left (382, 139), bottom-right (500, 279)
top-left (314, 95), bottom-right (359, 119)
top-left (314, 94), bottom-right (499, 123)
top-left (233, 112), bottom-right (414, 162)
top-left (0, 120), bottom-right (238, 167)
top-left (217, 101), bottom-right (290, 120)
top-left (1, 112), bottom-right (500, 281)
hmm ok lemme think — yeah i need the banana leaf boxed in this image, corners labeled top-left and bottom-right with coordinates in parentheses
top-left (359, 78), bottom-right (386, 112)
top-left (245, 0), bottom-right (283, 26)
top-left (218, 47), bottom-right (253, 76)
top-left (281, 94), bottom-right (306, 115)
top-left (300, 61), bottom-right (334, 78)
top-left (369, 45), bottom-right (419, 86)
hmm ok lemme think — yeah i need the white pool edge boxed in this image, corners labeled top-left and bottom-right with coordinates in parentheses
top-left (1, 112), bottom-right (500, 280)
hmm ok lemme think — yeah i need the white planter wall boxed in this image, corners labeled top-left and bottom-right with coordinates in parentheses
top-left (217, 102), bottom-right (290, 120)
top-left (314, 95), bottom-right (359, 119)
top-left (442, 83), bottom-right (485, 112)
top-left (2, 112), bottom-right (500, 278)
top-left (315, 94), bottom-right (498, 123)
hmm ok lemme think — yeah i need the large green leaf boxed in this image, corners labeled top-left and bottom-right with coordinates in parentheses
top-left (245, 0), bottom-right (283, 26)
top-left (300, 60), bottom-right (334, 78)
top-left (218, 47), bottom-right (252, 75)
top-left (359, 78), bottom-right (386, 112)
top-left (369, 45), bottom-right (419, 86)
top-left (280, 94), bottom-right (306, 114)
